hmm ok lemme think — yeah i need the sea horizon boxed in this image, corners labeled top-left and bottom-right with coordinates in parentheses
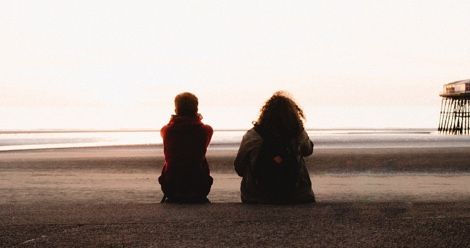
top-left (0, 127), bottom-right (438, 134)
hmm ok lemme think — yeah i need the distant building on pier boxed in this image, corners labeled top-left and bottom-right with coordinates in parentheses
top-left (438, 79), bottom-right (470, 134)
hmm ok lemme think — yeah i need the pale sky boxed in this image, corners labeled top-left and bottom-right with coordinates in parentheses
top-left (1, 0), bottom-right (469, 129)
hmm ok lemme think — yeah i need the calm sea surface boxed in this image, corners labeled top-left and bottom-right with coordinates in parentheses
top-left (1, 129), bottom-right (470, 151)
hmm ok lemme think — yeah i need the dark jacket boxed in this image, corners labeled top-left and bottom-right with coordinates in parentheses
top-left (234, 127), bottom-right (315, 204)
top-left (159, 115), bottom-right (213, 202)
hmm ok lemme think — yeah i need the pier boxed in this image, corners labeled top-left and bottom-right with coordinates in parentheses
top-left (438, 79), bottom-right (470, 134)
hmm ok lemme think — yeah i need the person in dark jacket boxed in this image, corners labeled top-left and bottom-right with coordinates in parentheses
top-left (234, 91), bottom-right (315, 204)
top-left (159, 92), bottom-right (213, 203)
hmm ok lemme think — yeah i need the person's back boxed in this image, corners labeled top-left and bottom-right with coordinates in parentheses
top-left (251, 124), bottom-right (304, 203)
top-left (159, 92), bottom-right (213, 203)
top-left (234, 91), bottom-right (315, 204)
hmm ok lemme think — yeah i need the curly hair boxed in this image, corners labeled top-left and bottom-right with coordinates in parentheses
top-left (254, 91), bottom-right (306, 140)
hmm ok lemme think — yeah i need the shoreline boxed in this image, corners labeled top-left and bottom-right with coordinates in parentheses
top-left (1, 146), bottom-right (470, 205)
top-left (1, 145), bottom-right (469, 173)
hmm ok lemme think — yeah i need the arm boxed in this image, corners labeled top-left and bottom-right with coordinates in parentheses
top-left (234, 130), bottom-right (262, 177)
top-left (298, 129), bottom-right (314, 156)
top-left (160, 124), bottom-right (169, 140)
top-left (204, 125), bottom-right (213, 148)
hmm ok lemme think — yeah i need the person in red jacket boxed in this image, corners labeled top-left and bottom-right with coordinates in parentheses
top-left (158, 92), bottom-right (213, 203)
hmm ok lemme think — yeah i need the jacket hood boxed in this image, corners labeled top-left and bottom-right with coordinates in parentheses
top-left (168, 115), bottom-right (203, 127)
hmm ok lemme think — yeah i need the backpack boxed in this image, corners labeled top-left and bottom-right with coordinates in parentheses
top-left (253, 126), bottom-right (301, 203)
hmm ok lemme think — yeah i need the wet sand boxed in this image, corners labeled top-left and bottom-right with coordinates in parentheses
top-left (2, 145), bottom-right (470, 173)
top-left (1, 146), bottom-right (470, 247)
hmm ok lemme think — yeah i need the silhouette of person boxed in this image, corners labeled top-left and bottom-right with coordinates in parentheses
top-left (234, 91), bottom-right (315, 204)
top-left (159, 92), bottom-right (213, 203)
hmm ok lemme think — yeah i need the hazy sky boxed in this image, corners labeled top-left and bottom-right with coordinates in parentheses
top-left (1, 1), bottom-right (469, 129)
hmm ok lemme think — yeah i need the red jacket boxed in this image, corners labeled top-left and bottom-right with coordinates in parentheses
top-left (159, 115), bottom-right (213, 201)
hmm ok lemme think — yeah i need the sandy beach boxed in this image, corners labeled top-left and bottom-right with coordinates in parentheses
top-left (1, 146), bottom-right (470, 247)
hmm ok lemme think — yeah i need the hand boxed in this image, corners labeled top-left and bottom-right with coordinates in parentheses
top-left (273, 155), bottom-right (283, 165)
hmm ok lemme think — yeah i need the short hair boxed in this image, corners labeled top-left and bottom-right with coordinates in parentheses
top-left (174, 92), bottom-right (198, 116)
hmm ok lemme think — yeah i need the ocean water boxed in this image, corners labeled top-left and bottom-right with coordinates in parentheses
top-left (1, 129), bottom-right (470, 152)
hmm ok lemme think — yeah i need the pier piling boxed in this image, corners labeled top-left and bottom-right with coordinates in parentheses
top-left (438, 80), bottom-right (470, 135)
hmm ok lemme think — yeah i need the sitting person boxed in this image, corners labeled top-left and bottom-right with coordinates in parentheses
top-left (234, 91), bottom-right (315, 204)
top-left (159, 92), bottom-right (213, 203)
